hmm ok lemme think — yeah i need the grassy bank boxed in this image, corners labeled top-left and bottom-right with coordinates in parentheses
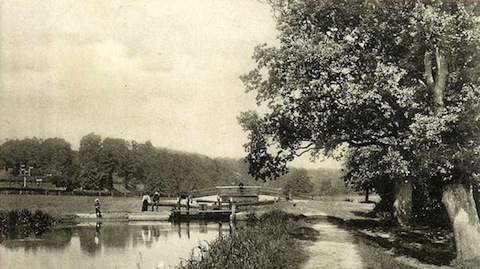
top-left (180, 210), bottom-right (311, 269)
top-left (0, 194), bottom-right (173, 219)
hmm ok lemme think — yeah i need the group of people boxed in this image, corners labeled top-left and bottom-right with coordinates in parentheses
top-left (93, 191), bottom-right (161, 217)
top-left (142, 191), bottom-right (160, 212)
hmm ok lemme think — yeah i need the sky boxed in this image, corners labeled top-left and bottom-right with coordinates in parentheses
top-left (0, 0), bottom-right (341, 169)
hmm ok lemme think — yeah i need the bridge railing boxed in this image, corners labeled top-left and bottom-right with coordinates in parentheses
top-left (191, 186), bottom-right (285, 199)
top-left (191, 187), bottom-right (218, 198)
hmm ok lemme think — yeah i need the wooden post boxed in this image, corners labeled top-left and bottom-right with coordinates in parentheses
top-left (186, 195), bottom-right (191, 217)
top-left (231, 204), bottom-right (236, 221)
top-left (229, 202), bottom-right (236, 235)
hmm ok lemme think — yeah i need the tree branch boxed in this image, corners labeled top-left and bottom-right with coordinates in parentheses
top-left (349, 139), bottom-right (394, 148)
top-left (292, 142), bottom-right (316, 157)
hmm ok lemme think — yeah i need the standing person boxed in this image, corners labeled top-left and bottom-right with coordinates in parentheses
top-left (141, 193), bottom-right (150, 211)
top-left (152, 191), bottom-right (160, 211)
top-left (94, 198), bottom-right (102, 217)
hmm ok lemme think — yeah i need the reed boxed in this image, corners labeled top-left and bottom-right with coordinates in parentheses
top-left (180, 210), bottom-right (309, 269)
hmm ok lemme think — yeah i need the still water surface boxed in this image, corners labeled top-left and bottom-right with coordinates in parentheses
top-left (0, 221), bottom-right (229, 269)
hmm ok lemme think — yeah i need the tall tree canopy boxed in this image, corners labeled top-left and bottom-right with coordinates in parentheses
top-left (239, 0), bottom-right (480, 262)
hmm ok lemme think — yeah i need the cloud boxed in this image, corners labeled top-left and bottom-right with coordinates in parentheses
top-left (0, 0), bottom-right (280, 159)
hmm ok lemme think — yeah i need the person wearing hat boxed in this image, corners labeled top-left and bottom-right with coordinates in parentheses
top-left (141, 193), bottom-right (151, 211)
top-left (94, 198), bottom-right (102, 217)
top-left (152, 191), bottom-right (160, 212)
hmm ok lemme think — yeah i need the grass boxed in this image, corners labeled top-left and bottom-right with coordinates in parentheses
top-left (353, 237), bottom-right (420, 269)
top-left (0, 194), bottom-right (174, 219)
top-left (179, 210), bottom-right (310, 269)
top-left (248, 194), bottom-right (378, 221)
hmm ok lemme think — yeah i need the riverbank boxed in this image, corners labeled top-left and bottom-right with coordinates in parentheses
top-left (1, 193), bottom-right (458, 268)
top-left (0, 194), bottom-right (176, 220)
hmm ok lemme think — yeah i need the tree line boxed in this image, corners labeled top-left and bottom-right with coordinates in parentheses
top-left (0, 133), bottom-right (343, 196)
top-left (0, 133), bottom-right (251, 195)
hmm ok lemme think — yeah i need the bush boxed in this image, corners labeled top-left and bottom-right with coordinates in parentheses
top-left (0, 209), bottom-right (55, 240)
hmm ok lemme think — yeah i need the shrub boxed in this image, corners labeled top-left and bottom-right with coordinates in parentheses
top-left (0, 209), bottom-right (55, 240)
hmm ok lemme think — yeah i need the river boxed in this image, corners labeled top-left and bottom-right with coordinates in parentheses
top-left (0, 221), bottom-right (229, 269)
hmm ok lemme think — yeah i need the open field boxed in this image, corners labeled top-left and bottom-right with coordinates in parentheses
top-left (0, 194), bottom-right (175, 219)
top-left (0, 193), bottom-right (374, 219)
top-left (248, 194), bottom-right (379, 221)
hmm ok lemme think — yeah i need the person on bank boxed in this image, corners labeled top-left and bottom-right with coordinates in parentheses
top-left (152, 191), bottom-right (160, 211)
top-left (94, 198), bottom-right (102, 217)
top-left (141, 193), bottom-right (151, 211)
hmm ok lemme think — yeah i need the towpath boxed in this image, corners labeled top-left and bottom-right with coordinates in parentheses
top-left (261, 198), bottom-right (452, 269)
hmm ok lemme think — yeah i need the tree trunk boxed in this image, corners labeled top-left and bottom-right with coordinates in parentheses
top-left (473, 183), bottom-right (480, 219)
top-left (442, 183), bottom-right (480, 261)
top-left (393, 179), bottom-right (413, 227)
top-left (365, 187), bottom-right (370, 203)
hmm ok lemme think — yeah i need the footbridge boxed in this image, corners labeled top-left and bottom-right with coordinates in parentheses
top-left (191, 185), bottom-right (286, 203)
top-left (171, 186), bottom-right (286, 221)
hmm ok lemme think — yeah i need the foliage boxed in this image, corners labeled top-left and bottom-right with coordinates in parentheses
top-left (0, 209), bottom-right (55, 240)
top-left (76, 133), bottom-right (108, 190)
top-left (283, 168), bottom-right (314, 195)
top-left (0, 134), bottom-right (266, 194)
top-left (239, 0), bottom-right (480, 235)
top-left (240, 0), bottom-right (480, 184)
top-left (38, 138), bottom-right (75, 177)
top-left (0, 137), bottom-right (77, 189)
top-left (0, 138), bottom-right (42, 176)
top-left (180, 210), bottom-right (308, 269)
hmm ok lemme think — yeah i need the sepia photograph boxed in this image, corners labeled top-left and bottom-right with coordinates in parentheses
top-left (1, 0), bottom-right (479, 268)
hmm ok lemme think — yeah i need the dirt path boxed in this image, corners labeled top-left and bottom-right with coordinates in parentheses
top-left (302, 222), bottom-right (364, 269)
top-left (266, 199), bottom-right (452, 269)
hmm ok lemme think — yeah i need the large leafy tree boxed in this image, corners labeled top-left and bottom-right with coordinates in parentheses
top-left (101, 137), bottom-right (130, 189)
top-left (343, 146), bottom-right (395, 205)
top-left (239, 0), bottom-right (480, 262)
top-left (38, 138), bottom-right (74, 175)
top-left (0, 138), bottom-right (42, 176)
top-left (77, 133), bottom-right (107, 190)
top-left (38, 138), bottom-right (76, 189)
top-left (283, 168), bottom-right (314, 195)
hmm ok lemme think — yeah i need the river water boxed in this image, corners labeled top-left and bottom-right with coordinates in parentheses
top-left (0, 221), bottom-right (229, 269)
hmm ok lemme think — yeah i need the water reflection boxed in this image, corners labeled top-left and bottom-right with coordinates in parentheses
top-left (1, 221), bottom-right (228, 269)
